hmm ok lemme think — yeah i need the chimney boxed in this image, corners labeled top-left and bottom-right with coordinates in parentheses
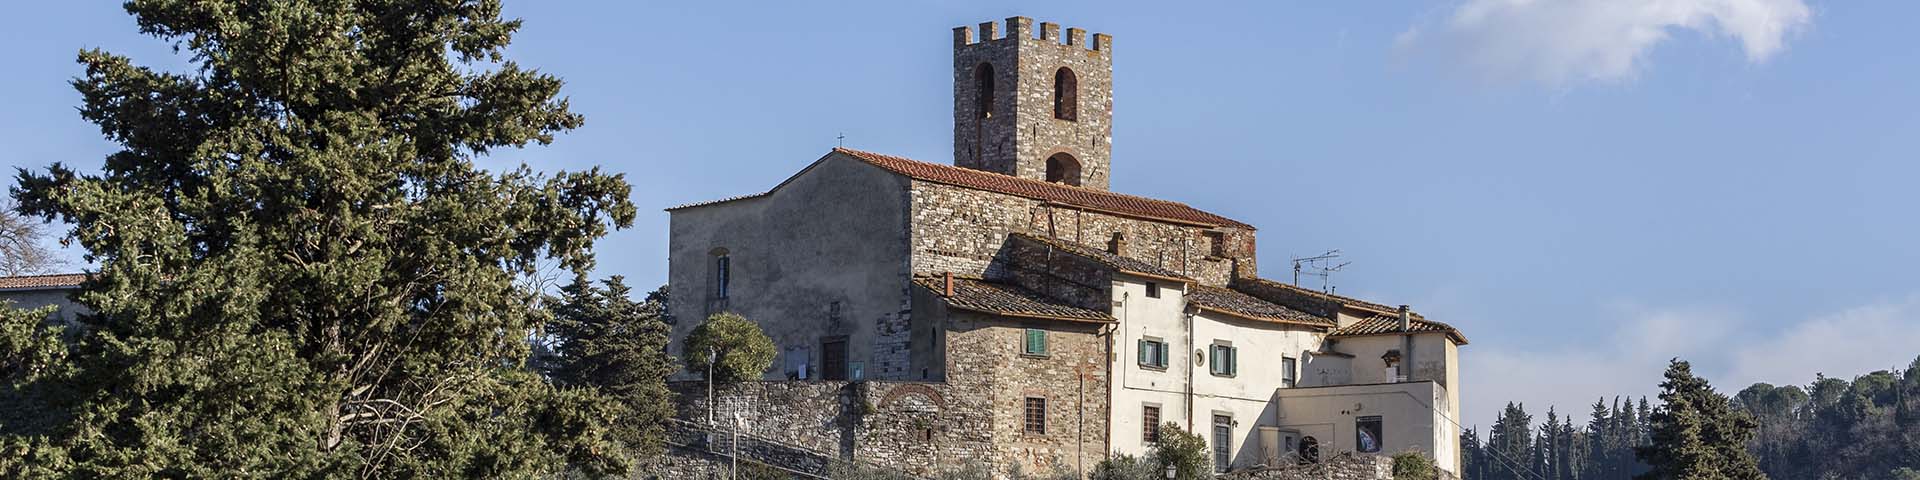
top-left (944, 272), bottom-right (955, 297)
top-left (1398, 305), bottom-right (1412, 331)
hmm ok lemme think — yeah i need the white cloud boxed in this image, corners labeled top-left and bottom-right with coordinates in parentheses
top-left (1396, 0), bottom-right (1812, 87)
top-left (1461, 296), bottom-right (1920, 427)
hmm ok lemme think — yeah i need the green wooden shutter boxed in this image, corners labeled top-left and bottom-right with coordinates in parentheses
top-left (1025, 329), bottom-right (1046, 355)
top-left (1137, 339), bottom-right (1148, 364)
top-left (1157, 343), bottom-right (1168, 367)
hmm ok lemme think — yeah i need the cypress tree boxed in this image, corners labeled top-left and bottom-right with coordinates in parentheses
top-left (3, 1), bottom-right (638, 477)
top-left (1635, 359), bottom-right (1766, 480)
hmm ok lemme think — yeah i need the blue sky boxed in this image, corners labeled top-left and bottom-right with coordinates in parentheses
top-left (4, 1), bottom-right (1917, 426)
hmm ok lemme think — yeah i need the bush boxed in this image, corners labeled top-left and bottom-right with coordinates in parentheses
top-left (1391, 452), bottom-right (1438, 480)
top-left (681, 312), bottom-right (776, 384)
top-left (1150, 422), bottom-right (1212, 479)
top-left (1091, 454), bottom-right (1160, 480)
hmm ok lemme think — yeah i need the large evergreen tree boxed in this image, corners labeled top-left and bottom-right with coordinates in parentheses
top-left (1635, 359), bottom-right (1765, 480)
top-left (1, 0), bottom-right (638, 477)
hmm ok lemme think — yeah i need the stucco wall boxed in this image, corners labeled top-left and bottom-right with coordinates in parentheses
top-left (1191, 311), bottom-right (1327, 471)
top-left (0, 288), bottom-right (86, 327)
top-left (667, 154), bottom-right (914, 381)
top-left (1273, 381), bottom-right (1452, 472)
top-left (1109, 276), bottom-right (1191, 457)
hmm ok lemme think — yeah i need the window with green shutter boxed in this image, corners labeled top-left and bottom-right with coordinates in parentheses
top-left (1023, 328), bottom-right (1047, 356)
top-left (1138, 338), bottom-right (1167, 369)
top-left (1210, 343), bottom-right (1237, 376)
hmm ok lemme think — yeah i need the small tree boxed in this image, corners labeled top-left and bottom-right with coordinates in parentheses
top-left (1151, 421), bottom-right (1212, 479)
top-left (1635, 358), bottom-right (1766, 480)
top-left (1392, 451), bottom-right (1439, 480)
top-left (682, 312), bottom-right (776, 384)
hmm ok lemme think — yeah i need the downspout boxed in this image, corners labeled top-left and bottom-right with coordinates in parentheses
top-left (1185, 305), bottom-right (1197, 430)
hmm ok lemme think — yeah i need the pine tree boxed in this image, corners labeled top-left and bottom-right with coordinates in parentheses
top-left (1490, 403), bottom-right (1537, 480)
top-left (1635, 359), bottom-right (1766, 480)
top-left (2, 0), bottom-right (637, 477)
top-left (1586, 398), bottom-right (1613, 480)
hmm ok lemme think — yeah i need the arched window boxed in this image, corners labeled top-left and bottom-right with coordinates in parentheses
top-left (1045, 153), bottom-right (1082, 186)
top-left (1053, 67), bottom-right (1078, 121)
top-left (973, 63), bottom-right (995, 119)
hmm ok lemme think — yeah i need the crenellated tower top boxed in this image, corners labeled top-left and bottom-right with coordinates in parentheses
top-left (952, 17), bottom-right (1114, 190)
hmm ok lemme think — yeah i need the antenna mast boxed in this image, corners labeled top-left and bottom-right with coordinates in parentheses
top-left (1291, 250), bottom-right (1351, 294)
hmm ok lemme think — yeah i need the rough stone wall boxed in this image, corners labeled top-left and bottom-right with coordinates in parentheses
top-left (945, 310), bottom-right (1110, 477)
top-left (669, 380), bottom-right (994, 477)
top-left (997, 234), bottom-right (1115, 312)
top-left (953, 17), bottom-right (1114, 190)
top-left (909, 179), bottom-right (1256, 287)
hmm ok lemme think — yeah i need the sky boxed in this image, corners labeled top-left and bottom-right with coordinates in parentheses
top-left (4, 1), bottom-right (1919, 428)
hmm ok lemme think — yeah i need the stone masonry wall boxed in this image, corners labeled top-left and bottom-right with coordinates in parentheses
top-left (945, 310), bottom-right (1110, 477)
top-left (1218, 453), bottom-right (1397, 480)
top-left (669, 380), bottom-right (993, 477)
top-left (910, 179), bottom-right (1256, 288)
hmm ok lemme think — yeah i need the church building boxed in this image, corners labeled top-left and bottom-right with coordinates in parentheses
top-left (665, 16), bottom-right (1468, 477)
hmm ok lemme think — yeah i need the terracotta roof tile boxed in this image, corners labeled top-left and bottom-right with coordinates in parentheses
top-left (1331, 314), bottom-right (1469, 345)
top-left (915, 275), bottom-right (1113, 324)
top-left (1006, 232), bottom-right (1187, 281)
top-left (0, 273), bottom-right (88, 291)
top-left (836, 148), bottom-right (1253, 229)
top-left (665, 192), bottom-right (770, 211)
top-left (1186, 285), bottom-right (1335, 327)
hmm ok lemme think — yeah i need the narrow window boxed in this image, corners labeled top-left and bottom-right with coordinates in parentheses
top-left (1210, 343), bottom-right (1237, 377)
top-left (1213, 415), bottom-right (1233, 472)
top-left (1025, 397), bottom-right (1047, 434)
top-left (1356, 416), bottom-right (1384, 453)
top-left (1145, 282), bottom-right (1161, 298)
top-left (714, 255), bottom-right (731, 299)
top-left (1045, 153), bottom-right (1082, 186)
top-left (973, 63), bottom-right (995, 119)
top-left (1205, 231), bottom-right (1227, 257)
top-left (1023, 328), bottom-right (1048, 356)
top-left (1282, 356), bottom-right (1298, 388)
top-left (1143, 405), bottom-right (1161, 443)
top-left (1053, 67), bottom-right (1078, 121)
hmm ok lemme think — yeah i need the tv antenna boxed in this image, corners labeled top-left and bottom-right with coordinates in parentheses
top-left (1291, 250), bottom-right (1350, 294)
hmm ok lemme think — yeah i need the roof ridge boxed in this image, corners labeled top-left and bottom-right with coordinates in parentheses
top-left (833, 147), bottom-right (1210, 206)
top-left (832, 147), bottom-right (1252, 229)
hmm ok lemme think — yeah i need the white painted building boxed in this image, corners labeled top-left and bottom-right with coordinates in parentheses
top-left (1079, 242), bottom-right (1468, 474)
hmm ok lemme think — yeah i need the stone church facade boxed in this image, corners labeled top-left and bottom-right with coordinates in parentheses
top-left (665, 16), bottom-right (1468, 477)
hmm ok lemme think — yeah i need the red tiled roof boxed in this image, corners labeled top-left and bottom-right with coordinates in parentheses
top-left (1186, 285), bottom-right (1335, 328)
top-left (1331, 314), bottom-right (1469, 345)
top-left (0, 273), bottom-right (87, 291)
top-left (836, 148), bottom-right (1253, 229)
top-left (915, 275), bottom-right (1113, 324)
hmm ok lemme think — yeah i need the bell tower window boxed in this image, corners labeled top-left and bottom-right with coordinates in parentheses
top-left (1045, 153), bottom-right (1082, 186)
top-left (1053, 67), bottom-right (1078, 121)
top-left (973, 63), bottom-right (995, 119)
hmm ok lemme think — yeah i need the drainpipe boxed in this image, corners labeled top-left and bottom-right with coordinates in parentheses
top-left (1398, 305), bottom-right (1413, 383)
top-left (1184, 306), bottom-right (1196, 431)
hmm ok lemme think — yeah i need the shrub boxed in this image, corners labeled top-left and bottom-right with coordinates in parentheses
top-left (681, 312), bottom-right (776, 384)
top-left (1391, 451), bottom-right (1438, 480)
top-left (1150, 422), bottom-right (1212, 479)
top-left (1091, 454), bottom-right (1160, 480)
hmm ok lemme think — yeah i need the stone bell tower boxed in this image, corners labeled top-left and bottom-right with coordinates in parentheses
top-left (953, 17), bottom-right (1113, 190)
